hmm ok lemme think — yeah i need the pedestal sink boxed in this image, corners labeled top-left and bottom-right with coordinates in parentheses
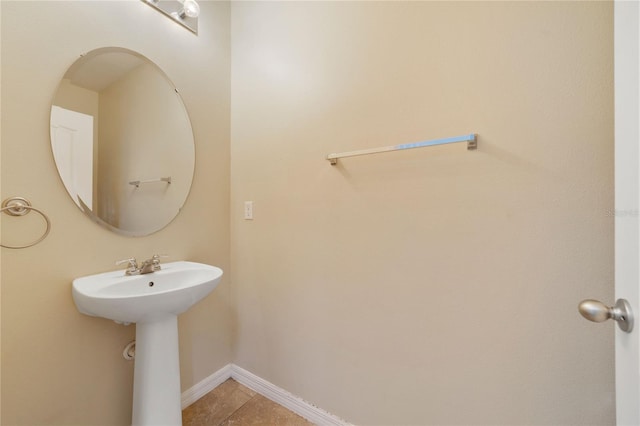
top-left (72, 261), bottom-right (223, 426)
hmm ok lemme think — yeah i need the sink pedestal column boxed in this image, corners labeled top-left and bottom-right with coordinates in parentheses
top-left (132, 315), bottom-right (182, 426)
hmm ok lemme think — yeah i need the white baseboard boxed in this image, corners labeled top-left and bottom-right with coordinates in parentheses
top-left (181, 363), bottom-right (351, 426)
top-left (181, 363), bottom-right (232, 409)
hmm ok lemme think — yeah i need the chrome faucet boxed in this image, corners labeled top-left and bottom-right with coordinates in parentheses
top-left (116, 255), bottom-right (166, 275)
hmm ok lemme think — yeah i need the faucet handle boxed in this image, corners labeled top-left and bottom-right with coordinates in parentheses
top-left (115, 258), bottom-right (139, 275)
top-left (116, 257), bottom-right (138, 267)
top-left (150, 254), bottom-right (168, 271)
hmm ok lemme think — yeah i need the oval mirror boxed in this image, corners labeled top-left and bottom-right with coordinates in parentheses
top-left (50, 47), bottom-right (195, 237)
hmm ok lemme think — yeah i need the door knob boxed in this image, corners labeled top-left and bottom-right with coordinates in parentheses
top-left (578, 298), bottom-right (634, 333)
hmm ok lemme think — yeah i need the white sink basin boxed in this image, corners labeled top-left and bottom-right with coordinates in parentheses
top-left (72, 261), bottom-right (223, 324)
top-left (72, 260), bottom-right (223, 426)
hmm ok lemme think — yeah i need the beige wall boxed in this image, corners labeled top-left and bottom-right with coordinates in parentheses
top-left (1, 1), bottom-right (615, 425)
top-left (1, 1), bottom-right (230, 425)
top-left (230, 2), bottom-right (614, 425)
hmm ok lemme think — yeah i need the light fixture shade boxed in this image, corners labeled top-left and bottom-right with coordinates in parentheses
top-left (142, 0), bottom-right (198, 34)
top-left (182, 0), bottom-right (200, 18)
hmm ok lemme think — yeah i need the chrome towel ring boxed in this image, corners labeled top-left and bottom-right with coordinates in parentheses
top-left (1, 197), bottom-right (51, 249)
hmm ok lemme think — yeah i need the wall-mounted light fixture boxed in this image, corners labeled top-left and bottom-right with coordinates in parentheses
top-left (142, 0), bottom-right (199, 34)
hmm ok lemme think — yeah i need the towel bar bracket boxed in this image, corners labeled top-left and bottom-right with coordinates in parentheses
top-left (467, 135), bottom-right (477, 150)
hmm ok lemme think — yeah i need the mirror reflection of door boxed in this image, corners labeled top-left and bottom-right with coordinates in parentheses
top-left (50, 105), bottom-right (93, 210)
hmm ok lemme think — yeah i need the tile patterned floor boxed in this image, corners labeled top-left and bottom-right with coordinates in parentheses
top-left (182, 379), bottom-right (314, 426)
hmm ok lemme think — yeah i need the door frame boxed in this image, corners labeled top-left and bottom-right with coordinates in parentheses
top-left (614, 1), bottom-right (640, 424)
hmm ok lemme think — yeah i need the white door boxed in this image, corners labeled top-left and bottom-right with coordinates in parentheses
top-left (50, 106), bottom-right (94, 210)
top-left (615, 1), bottom-right (640, 424)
